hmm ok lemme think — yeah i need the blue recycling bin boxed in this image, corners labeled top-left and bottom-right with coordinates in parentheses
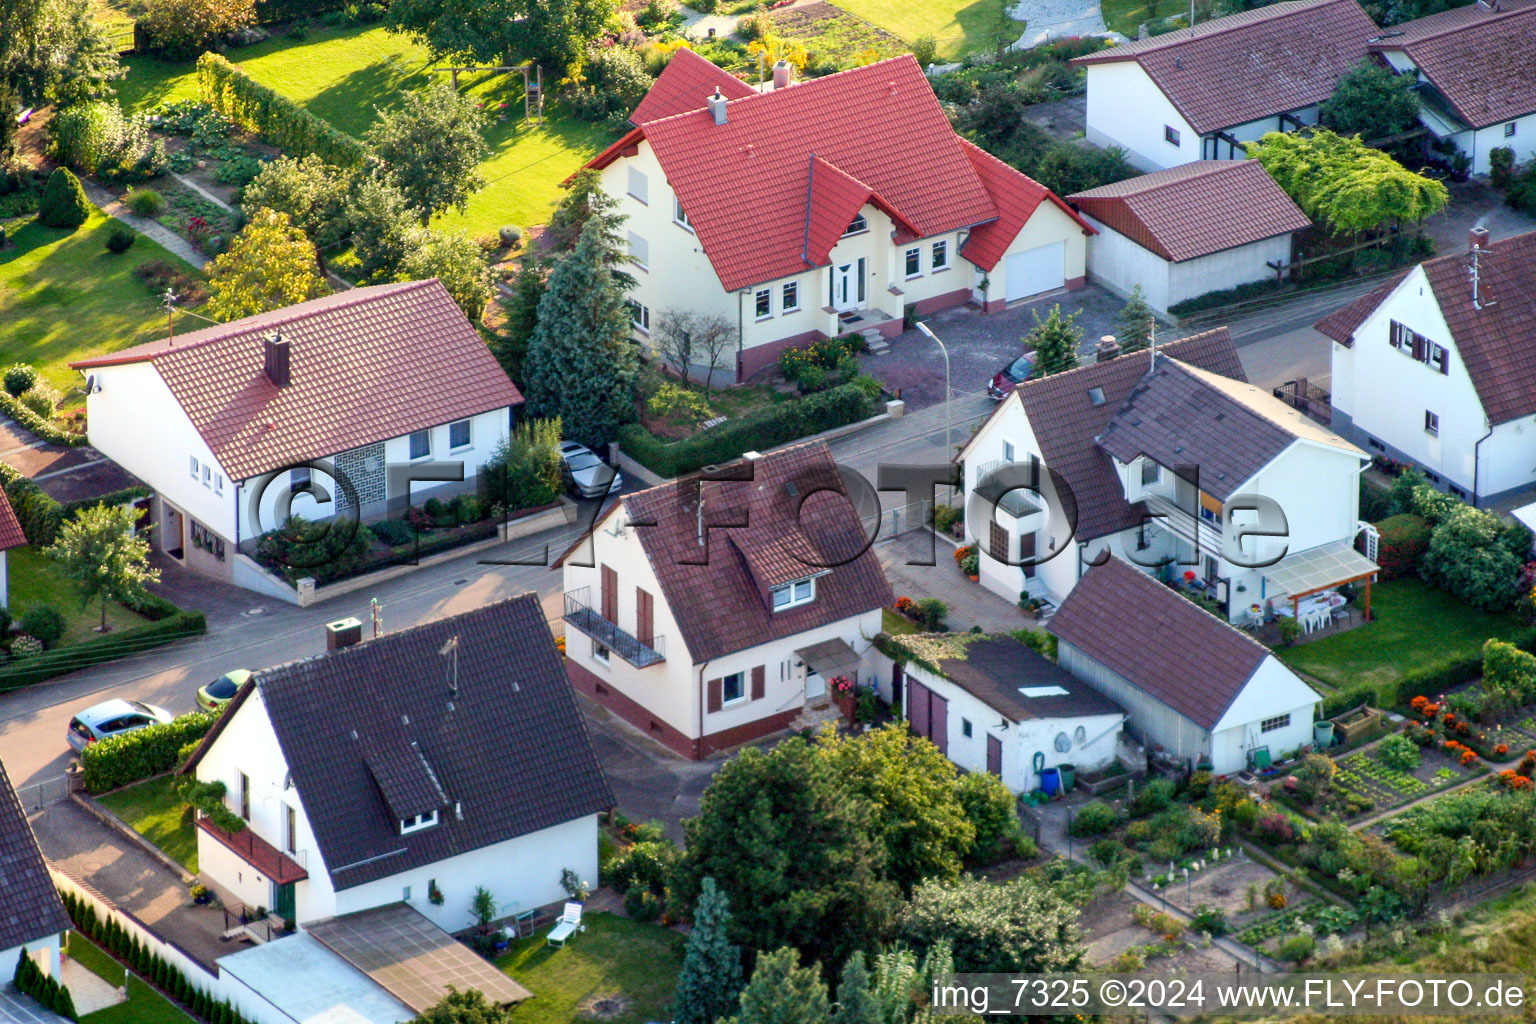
top-left (1040, 766), bottom-right (1061, 796)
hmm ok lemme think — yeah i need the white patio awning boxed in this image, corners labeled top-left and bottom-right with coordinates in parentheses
top-left (1512, 502), bottom-right (1536, 539)
top-left (1263, 539), bottom-right (1378, 600)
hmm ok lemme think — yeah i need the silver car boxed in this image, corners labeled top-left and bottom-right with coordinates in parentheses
top-left (67, 699), bottom-right (174, 753)
top-left (559, 441), bottom-right (623, 499)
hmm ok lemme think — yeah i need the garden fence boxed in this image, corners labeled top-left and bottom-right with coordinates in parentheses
top-left (863, 498), bottom-right (933, 543)
top-left (16, 772), bottom-right (73, 809)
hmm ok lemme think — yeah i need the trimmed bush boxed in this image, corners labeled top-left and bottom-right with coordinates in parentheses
top-left (0, 611), bottom-right (206, 695)
top-left (1321, 684), bottom-right (1377, 718)
top-left (105, 221), bottom-right (138, 253)
top-left (80, 710), bottom-right (217, 792)
top-left (1376, 512), bottom-right (1430, 580)
top-left (197, 53), bottom-right (367, 168)
top-left (497, 224), bottom-right (522, 247)
top-left (3, 364), bottom-right (37, 398)
top-left (36, 168), bottom-right (90, 230)
top-left (125, 188), bottom-right (165, 217)
top-left (19, 383), bottom-right (60, 419)
top-left (1069, 800), bottom-right (1118, 836)
top-left (18, 605), bottom-right (66, 648)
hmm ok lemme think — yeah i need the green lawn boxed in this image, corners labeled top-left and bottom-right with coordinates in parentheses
top-left (117, 25), bottom-right (618, 235)
top-left (9, 546), bottom-right (151, 645)
top-left (1099, 0), bottom-right (1189, 36)
top-left (883, 607), bottom-right (921, 635)
top-left (828, 0), bottom-right (1024, 59)
top-left (499, 912), bottom-right (683, 1024)
top-left (1276, 578), bottom-right (1524, 701)
top-left (0, 209), bottom-right (200, 395)
top-left (96, 775), bottom-right (198, 873)
top-left (68, 934), bottom-right (194, 1024)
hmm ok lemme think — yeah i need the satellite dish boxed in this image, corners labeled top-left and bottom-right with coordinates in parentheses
top-left (85, 374), bottom-right (99, 395)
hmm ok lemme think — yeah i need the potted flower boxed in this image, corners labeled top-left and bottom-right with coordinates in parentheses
top-left (190, 884), bottom-right (211, 905)
top-left (830, 674), bottom-right (856, 722)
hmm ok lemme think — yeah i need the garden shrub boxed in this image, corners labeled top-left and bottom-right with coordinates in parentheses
top-left (606, 840), bottom-right (678, 896)
top-left (1255, 812), bottom-right (1294, 844)
top-left (1422, 505), bottom-right (1524, 611)
top-left (1491, 146), bottom-right (1517, 189)
top-left (1190, 904), bottom-right (1228, 936)
top-left (915, 597), bottom-right (948, 631)
top-left (368, 518), bottom-right (416, 546)
top-left (143, 0), bottom-right (256, 56)
top-left (48, 103), bottom-right (167, 182)
top-left (480, 418), bottom-right (562, 512)
top-left (104, 222), bottom-right (137, 254)
top-left (10, 636), bottom-right (43, 660)
top-left (1377, 733), bottom-right (1420, 772)
top-left (570, 42), bottom-right (654, 122)
top-left (80, 711), bottom-right (217, 792)
top-left (497, 225), bottom-right (522, 247)
top-left (956, 770), bottom-right (1022, 863)
top-left (1321, 684), bottom-right (1377, 718)
top-left (19, 605), bottom-right (66, 648)
top-left (1278, 935), bottom-right (1314, 964)
top-left (1395, 652), bottom-right (1483, 708)
top-left (3, 365), bottom-right (37, 398)
top-left (36, 168), bottom-right (90, 230)
top-left (1069, 800), bottom-right (1118, 837)
top-left (197, 53), bottom-right (368, 168)
top-left (1375, 513), bottom-right (1430, 580)
top-left (1129, 778), bottom-right (1175, 817)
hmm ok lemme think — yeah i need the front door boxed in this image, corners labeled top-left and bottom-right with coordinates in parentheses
top-left (987, 734), bottom-right (1003, 776)
top-left (805, 670), bottom-right (827, 701)
top-left (272, 881), bottom-right (295, 922)
top-left (832, 262), bottom-right (857, 312)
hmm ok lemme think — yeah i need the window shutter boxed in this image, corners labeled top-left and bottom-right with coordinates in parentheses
top-left (636, 587), bottom-right (654, 647)
top-left (707, 678), bottom-right (722, 713)
top-left (988, 521), bottom-right (1008, 563)
top-left (751, 665), bottom-right (765, 700)
top-left (1412, 333), bottom-right (1427, 361)
top-left (601, 565), bottom-right (617, 622)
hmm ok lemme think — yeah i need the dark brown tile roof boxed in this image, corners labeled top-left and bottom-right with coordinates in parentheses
top-left (1312, 272), bottom-right (1409, 345)
top-left (1316, 231), bottom-right (1536, 424)
top-left (623, 441), bottom-right (892, 663)
top-left (1071, 0), bottom-right (1379, 134)
top-left (630, 47), bottom-right (756, 125)
top-left (0, 758), bottom-right (70, 953)
top-left (306, 903), bottom-right (531, 1013)
top-left (973, 329), bottom-right (1246, 542)
top-left (1097, 357), bottom-right (1362, 501)
top-left (1068, 161), bottom-right (1309, 262)
top-left (1370, 0), bottom-right (1536, 128)
top-left (223, 595), bottom-right (612, 891)
top-left (931, 636), bottom-right (1124, 722)
top-left (0, 490), bottom-right (26, 552)
top-left (71, 281), bottom-right (523, 482)
top-left (1047, 556), bottom-right (1270, 729)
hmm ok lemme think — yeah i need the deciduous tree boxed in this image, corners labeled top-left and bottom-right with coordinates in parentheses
top-left (46, 503), bottom-right (160, 633)
top-left (240, 155), bottom-right (351, 251)
top-left (397, 228), bottom-right (492, 320)
top-left (409, 988), bottom-right (513, 1023)
top-left (1320, 59), bottom-right (1422, 145)
top-left (140, 0), bottom-right (255, 58)
top-left (671, 878), bottom-right (744, 1024)
top-left (206, 208), bottom-right (329, 320)
top-left (385, 0), bottom-right (615, 78)
top-left (345, 174), bottom-right (420, 280)
top-left (521, 217), bottom-right (639, 447)
top-left (0, 0), bottom-right (122, 106)
top-left (367, 83), bottom-right (489, 224)
top-left (1421, 504), bottom-right (1523, 611)
top-left (1245, 129), bottom-right (1448, 234)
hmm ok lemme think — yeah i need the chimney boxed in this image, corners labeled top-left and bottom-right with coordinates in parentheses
top-left (1469, 224), bottom-right (1490, 250)
top-left (325, 616), bottom-right (363, 650)
top-left (263, 333), bottom-right (291, 388)
top-left (707, 88), bottom-right (728, 125)
top-left (772, 59), bottom-right (792, 90)
top-left (1096, 335), bottom-right (1121, 362)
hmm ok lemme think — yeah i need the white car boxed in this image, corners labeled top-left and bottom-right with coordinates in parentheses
top-left (559, 441), bottom-right (623, 499)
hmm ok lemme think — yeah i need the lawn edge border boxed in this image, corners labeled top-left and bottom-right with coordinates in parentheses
top-left (72, 785), bottom-right (196, 884)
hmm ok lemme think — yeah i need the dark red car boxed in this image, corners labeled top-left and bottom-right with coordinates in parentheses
top-left (987, 353), bottom-right (1034, 400)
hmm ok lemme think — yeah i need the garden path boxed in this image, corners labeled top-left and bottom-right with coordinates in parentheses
top-left (1008, 0), bottom-right (1119, 45)
top-left (1346, 766), bottom-right (1492, 832)
top-left (58, 959), bottom-right (123, 1015)
top-left (83, 182), bottom-right (203, 269)
top-left (169, 172), bottom-right (235, 213)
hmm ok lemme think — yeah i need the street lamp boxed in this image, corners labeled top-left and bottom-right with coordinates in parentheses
top-left (914, 321), bottom-right (952, 463)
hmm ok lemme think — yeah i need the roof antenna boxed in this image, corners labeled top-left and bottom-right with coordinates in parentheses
top-left (160, 288), bottom-right (179, 347)
top-left (439, 635), bottom-right (460, 698)
top-left (696, 490), bottom-right (706, 547)
top-left (1148, 317), bottom-right (1159, 370)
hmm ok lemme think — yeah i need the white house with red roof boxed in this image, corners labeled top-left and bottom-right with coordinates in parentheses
top-left (580, 51), bottom-right (1095, 381)
top-left (71, 280), bottom-right (523, 586)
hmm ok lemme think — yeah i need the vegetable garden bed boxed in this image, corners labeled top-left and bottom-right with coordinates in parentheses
top-left (1330, 740), bottom-right (1482, 821)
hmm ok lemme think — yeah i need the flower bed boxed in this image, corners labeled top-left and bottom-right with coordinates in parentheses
top-left (1329, 740), bottom-right (1481, 820)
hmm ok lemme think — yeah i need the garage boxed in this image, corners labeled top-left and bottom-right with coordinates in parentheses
top-left (1005, 241), bottom-right (1066, 301)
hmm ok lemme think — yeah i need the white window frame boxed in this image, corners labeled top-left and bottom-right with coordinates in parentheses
top-left (673, 195), bottom-right (692, 231)
top-left (1260, 713), bottom-right (1290, 733)
top-left (904, 247), bottom-right (921, 279)
top-left (842, 214), bottom-right (868, 236)
top-left (593, 640), bottom-right (611, 664)
top-left (1002, 440), bottom-right (1015, 463)
top-left (400, 810), bottom-right (439, 835)
top-left (721, 671), bottom-right (747, 706)
top-left (1140, 458), bottom-right (1161, 486)
top-left (1424, 410), bottom-right (1439, 436)
top-left (213, 473), bottom-right (224, 495)
top-left (771, 576), bottom-right (815, 611)
top-left (189, 456), bottom-right (199, 480)
top-left (931, 239), bottom-right (949, 270)
top-left (627, 299), bottom-right (650, 333)
top-left (448, 418), bottom-right (471, 451)
top-left (1165, 125), bottom-right (1181, 146)
top-left (627, 230), bottom-right (649, 271)
top-left (1506, 121), bottom-right (1518, 137)
top-left (627, 165), bottom-right (648, 204)
top-left (202, 464), bottom-right (212, 488)
top-left (754, 289), bottom-right (772, 320)
top-left (782, 281), bottom-right (800, 312)
top-left (290, 466), bottom-right (309, 491)
top-left (408, 429), bottom-right (431, 461)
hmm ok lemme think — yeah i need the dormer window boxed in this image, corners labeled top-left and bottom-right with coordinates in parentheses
top-left (842, 214), bottom-right (868, 236)
top-left (400, 810), bottom-right (439, 835)
top-left (1140, 459), bottom-right (1161, 486)
top-left (771, 577), bottom-right (815, 611)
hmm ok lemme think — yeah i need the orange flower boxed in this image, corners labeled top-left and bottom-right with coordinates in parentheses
top-left (1496, 744), bottom-right (1509, 756)
top-left (1411, 696), bottom-right (1429, 710)
top-left (1461, 749), bottom-right (1478, 765)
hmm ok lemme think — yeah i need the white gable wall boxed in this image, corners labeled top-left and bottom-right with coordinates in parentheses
top-left (1083, 62), bottom-right (1200, 170)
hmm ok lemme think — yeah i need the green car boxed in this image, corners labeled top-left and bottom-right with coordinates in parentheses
top-left (196, 669), bottom-right (252, 712)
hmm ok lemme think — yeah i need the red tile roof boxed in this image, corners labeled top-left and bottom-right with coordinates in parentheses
top-left (629, 47), bottom-right (756, 125)
top-left (621, 441), bottom-right (892, 663)
top-left (196, 815), bottom-right (308, 884)
top-left (1312, 272), bottom-right (1409, 345)
top-left (804, 155), bottom-right (923, 265)
top-left (1068, 161), bottom-right (1308, 262)
top-left (0, 490), bottom-right (27, 552)
top-left (72, 281), bottom-right (523, 482)
top-left (960, 139), bottom-right (1095, 272)
top-left (585, 55), bottom-right (1085, 291)
top-left (1369, 0), bottom-right (1536, 128)
top-left (1072, 0), bottom-right (1379, 135)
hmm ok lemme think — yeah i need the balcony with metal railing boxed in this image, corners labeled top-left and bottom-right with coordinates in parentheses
top-left (1144, 493), bottom-right (1222, 553)
top-left (564, 587), bottom-right (665, 668)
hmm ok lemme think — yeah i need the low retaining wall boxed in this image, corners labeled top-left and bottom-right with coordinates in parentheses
top-left (71, 788), bottom-right (193, 883)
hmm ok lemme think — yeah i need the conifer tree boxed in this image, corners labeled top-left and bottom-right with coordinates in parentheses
top-left (832, 951), bottom-right (878, 1024)
top-left (671, 878), bottom-right (744, 1024)
top-left (723, 948), bottom-right (831, 1024)
top-left (36, 167), bottom-right (90, 229)
top-left (1023, 304), bottom-right (1083, 379)
top-left (1115, 285), bottom-right (1155, 354)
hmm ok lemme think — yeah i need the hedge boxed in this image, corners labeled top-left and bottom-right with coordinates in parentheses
top-left (197, 53), bottom-right (368, 169)
top-left (0, 611), bottom-right (206, 694)
top-left (81, 709), bottom-right (217, 793)
top-left (1321, 684), bottom-right (1379, 718)
top-left (1376, 513), bottom-right (1430, 581)
top-left (618, 383), bottom-right (877, 477)
top-left (0, 391), bottom-right (86, 446)
top-left (2, 471), bottom-right (151, 546)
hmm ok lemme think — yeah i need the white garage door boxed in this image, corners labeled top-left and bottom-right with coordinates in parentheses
top-left (1005, 241), bottom-right (1066, 302)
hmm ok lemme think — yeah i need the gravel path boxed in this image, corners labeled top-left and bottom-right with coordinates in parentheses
top-left (1009, 0), bottom-right (1119, 45)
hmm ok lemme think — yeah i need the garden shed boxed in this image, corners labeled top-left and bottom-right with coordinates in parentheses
top-left (891, 633), bottom-right (1125, 795)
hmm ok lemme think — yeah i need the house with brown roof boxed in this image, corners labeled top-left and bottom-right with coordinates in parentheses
top-left (1370, 0), bottom-right (1536, 176)
top-left (0, 757), bottom-right (71, 987)
top-left (560, 441), bottom-right (892, 759)
top-left (958, 332), bottom-right (1376, 624)
top-left (1067, 161), bottom-right (1311, 314)
top-left (1049, 557), bottom-right (1321, 775)
top-left (888, 633), bottom-right (1126, 794)
top-left (70, 281), bottom-right (523, 589)
top-left (1071, 0), bottom-right (1379, 170)
top-left (578, 52), bottom-right (1095, 381)
top-left (181, 593), bottom-right (611, 944)
top-left (1319, 227), bottom-right (1536, 504)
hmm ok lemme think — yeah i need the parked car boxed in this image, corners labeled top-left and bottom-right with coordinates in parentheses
top-left (988, 353), bottom-right (1034, 400)
top-left (196, 669), bottom-right (252, 711)
top-left (66, 699), bottom-right (175, 753)
top-left (559, 441), bottom-right (623, 499)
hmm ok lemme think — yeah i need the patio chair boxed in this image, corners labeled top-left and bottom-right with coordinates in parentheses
top-left (546, 902), bottom-right (584, 947)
